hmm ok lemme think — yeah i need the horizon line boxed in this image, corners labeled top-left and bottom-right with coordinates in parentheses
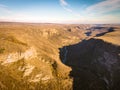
top-left (0, 21), bottom-right (120, 25)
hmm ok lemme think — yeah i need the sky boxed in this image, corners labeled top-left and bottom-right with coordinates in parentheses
top-left (0, 0), bottom-right (120, 24)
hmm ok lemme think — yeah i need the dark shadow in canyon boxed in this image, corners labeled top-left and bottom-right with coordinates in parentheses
top-left (96, 27), bottom-right (114, 37)
top-left (85, 27), bottom-right (114, 37)
top-left (59, 38), bottom-right (120, 90)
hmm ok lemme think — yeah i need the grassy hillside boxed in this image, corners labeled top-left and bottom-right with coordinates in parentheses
top-left (96, 26), bottom-right (120, 45)
top-left (0, 22), bottom-right (88, 90)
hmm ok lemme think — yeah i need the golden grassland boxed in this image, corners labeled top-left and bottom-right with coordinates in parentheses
top-left (96, 27), bottom-right (120, 45)
top-left (0, 22), bottom-right (85, 90)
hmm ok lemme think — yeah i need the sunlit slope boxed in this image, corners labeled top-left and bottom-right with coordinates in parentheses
top-left (0, 23), bottom-right (90, 90)
top-left (96, 26), bottom-right (120, 45)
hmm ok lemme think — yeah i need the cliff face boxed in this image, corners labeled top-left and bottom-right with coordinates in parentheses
top-left (60, 38), bottom-right (120, 90)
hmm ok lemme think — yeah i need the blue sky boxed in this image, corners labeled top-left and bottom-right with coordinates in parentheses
top-left (0, 0), bottom-right (120, 24)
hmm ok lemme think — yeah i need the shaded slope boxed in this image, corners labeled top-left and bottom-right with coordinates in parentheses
top-left (60, 38), bottom-right (120, 90)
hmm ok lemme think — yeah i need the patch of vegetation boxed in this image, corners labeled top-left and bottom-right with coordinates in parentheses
top-left (0, 48), bottom-right (5, 54)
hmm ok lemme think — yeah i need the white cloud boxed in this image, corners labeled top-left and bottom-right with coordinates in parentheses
top-left (59, 0), bottom-right (82, 17)
top-left (86, 0), bottom-right (120, 15)
top-left (59, 0), bottom-right (120, 23)
top-left (62, 6), bottom-right (73, 12)
top-left (60, 0), bottom-right (68, 6)
top-left (59, 0), bottom-right (72, 12)
top-left (0, 4), bottom-right (7, 7)
top-left (0, 4), bottom-right (12, 13)
top-left (59, 0), bottom-right (120, 16)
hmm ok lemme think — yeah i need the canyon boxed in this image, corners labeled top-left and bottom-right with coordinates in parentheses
top-left (0, 22), bottom-right (120, 90)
